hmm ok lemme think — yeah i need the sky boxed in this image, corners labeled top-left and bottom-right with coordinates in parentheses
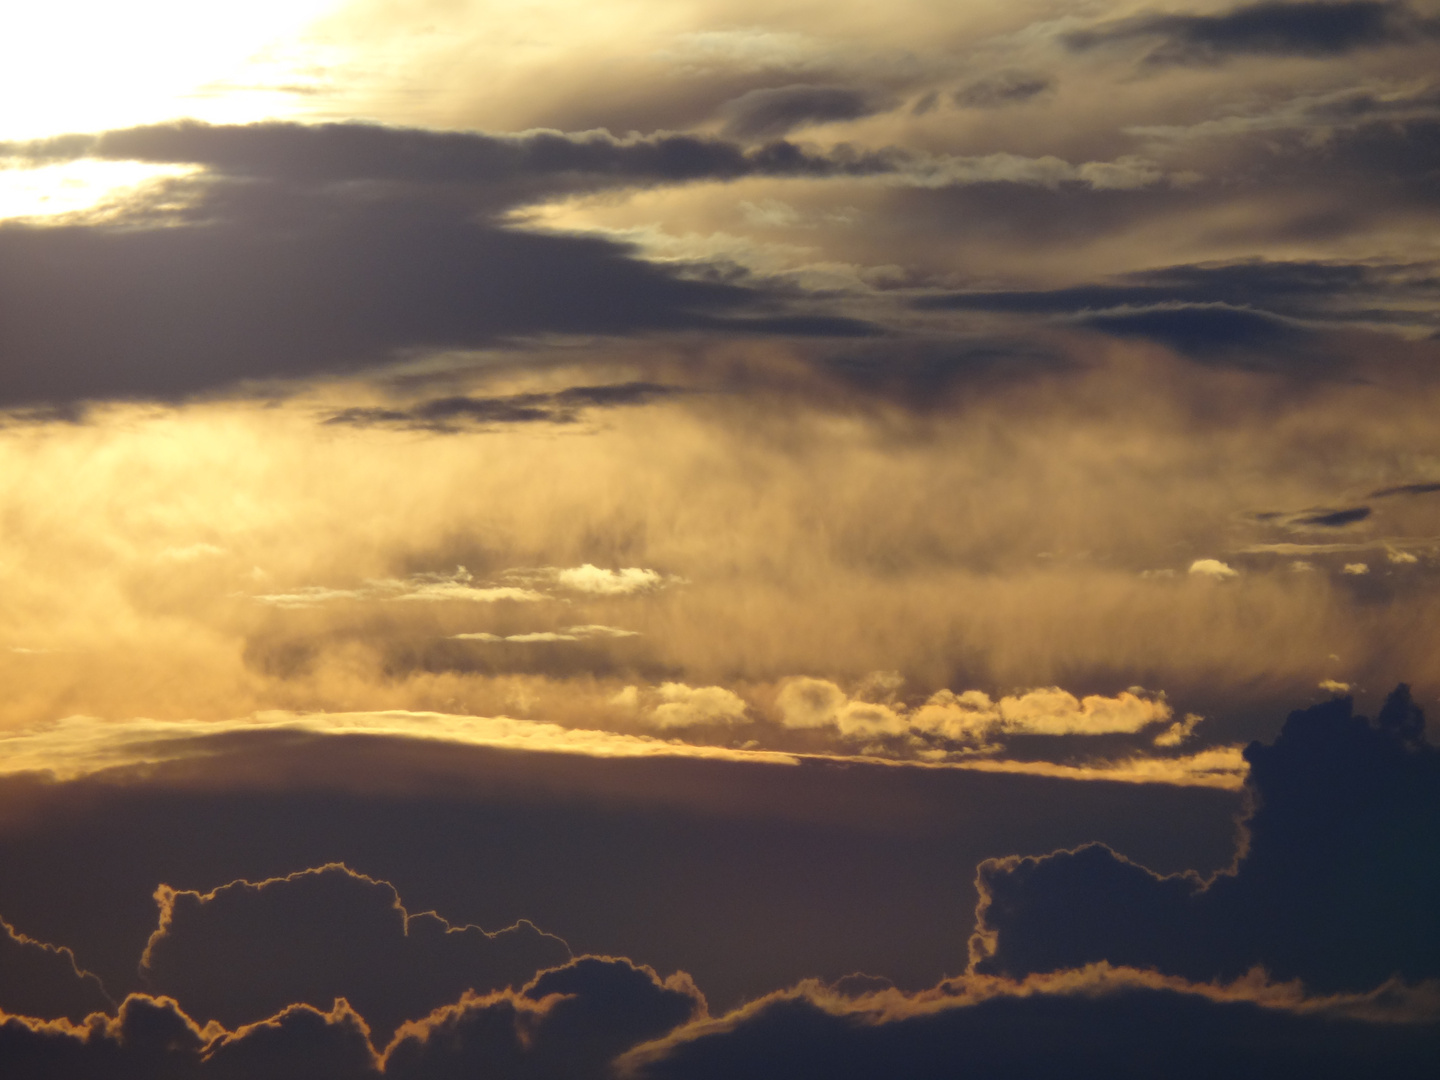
top-left (1, 1), bottom-right (1438, 1075)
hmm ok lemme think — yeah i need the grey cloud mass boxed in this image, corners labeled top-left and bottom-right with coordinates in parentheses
top-left (719, 85), bottom-right (897, 139)
top-left (1065, 1), bottom-right (1440, 65)
top-left (952, 72), bottom-right (1054, 109)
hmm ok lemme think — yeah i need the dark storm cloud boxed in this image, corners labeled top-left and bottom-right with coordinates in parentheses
top-left (718, 85), bottom-right (896, 139)
top-left (0, 916), bottom-right (112, 1022)
top-left (0, 182), bottom-right (880, 406)
top-left (2, 120), bottom-right (902, 192)
top-left (1065, 1), bottom-right (1440, 66)
top-left (972, 686), bottom-right (1440, 992)
top-left (141, 864), bottom-right (570, 1044)
top-left (623, 977), bottom-right (1440, 1079)
top-left (952, 72), bottom-right (1053, 109)
top-left (324, 382), bottom-right (681, 431)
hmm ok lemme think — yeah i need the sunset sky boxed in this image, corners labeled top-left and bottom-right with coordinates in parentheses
top-left (2, 1), bottom-right (1438, 1075)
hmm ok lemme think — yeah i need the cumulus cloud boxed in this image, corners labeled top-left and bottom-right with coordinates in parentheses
top-left (0, 956), bottom-right (706, 1079)
top-left (777, 679), bottom-right (1176, 742)
top-left (141, 864), bottom-right (570, 1044)
top-left (647, 683), bottom-right (750, 728)
top-left (0, 916), bottom-right (113, 1022)
top-left (970, 686), bottom-right (1440, 992)
top-left (385, 956), bottom-right (704, 1078)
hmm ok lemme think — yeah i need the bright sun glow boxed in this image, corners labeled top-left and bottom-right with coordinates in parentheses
top-left (1, 0), bottom-right (347, 142)
top-left (0, 160), bottom-right (200, 223)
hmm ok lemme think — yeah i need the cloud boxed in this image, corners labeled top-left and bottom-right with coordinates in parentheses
top-left (140, 864), bottom-right (571, 1044)
top-left (1, 120), bottom-right (899, 194)
top-left (0, 994), bottom-right (214, 1079)
top-left (719, 85), bottom-right (896, 139)
top-left (325, 383), bottom-right (681, 431)
top-left (647, 683), bottom-right (750, 728)
top-left (1065, 2), bottom-right (1439, 66)
top-left (384, 957), bottom-right (704, 1079)
top-left (0, 719), bottom-right (1249, 1019)
top-left (907, 686), bottom-right (1178, 740)
top-left (970, 686), bottom-right (1440, 992)
top-left (0, 915), bottom-right (113, 1022)
top-left (6, 964), bottom-right (1438, 1077)
top-left (452, 625), bottom-right (640, 644)
top-left (1292, 507), bottom-right (1372, 527)
top-left (621, 965), bottom-right (1440, 1079)
top-left (1372, 481), bottom-right (1440, 497)
top-left (913, 259), bottom-right (1440, 345)
top-left (952, 72), bottom-right (1054, 109)
top-left (0, 712), bottom-right (808, 783)
top-left (1188, 558), bottom-right (1239, 579)
top-left (0, 956), bottom-right (705, 1079)
top-left (554, 565), bottom-right (664, 596)
top-left (254, 568), bottom-right (549, 609)
top-left (940, 747), bottom-right (1248, 790)
top-left (1081, 305), bottom-right (1319, 363)
top-left (774, 679), bottom-right (1177, 741)
top-left (202, 998), bottom-right (380, 1079)
top-left (0, 166), bottom-right (882, 406)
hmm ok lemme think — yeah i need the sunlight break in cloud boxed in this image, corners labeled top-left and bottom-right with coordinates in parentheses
top-left (554, 564), bottom-right (664, 595)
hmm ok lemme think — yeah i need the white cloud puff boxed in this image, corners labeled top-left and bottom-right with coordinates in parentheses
top-left (1188, 558), bottom-right (1238, 580)
top-left (649, 682), bottom-right (750, 728)
top-left (775, 680), bottom-right (1172, 744)
top-left (555, 564), bottom-right (662, 595)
